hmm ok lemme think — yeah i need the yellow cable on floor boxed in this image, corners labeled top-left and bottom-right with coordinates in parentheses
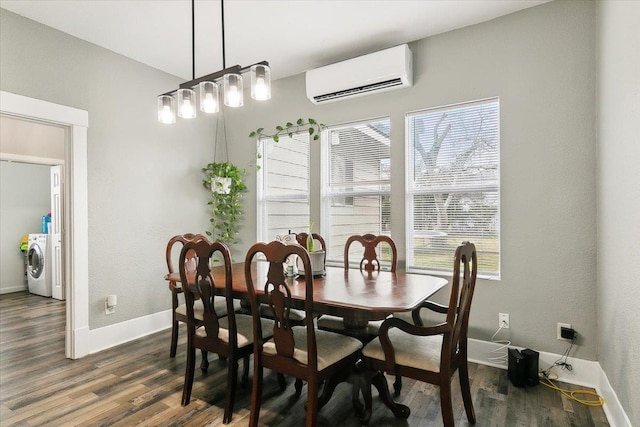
top-left (539, 376), bottom-right (605, 407)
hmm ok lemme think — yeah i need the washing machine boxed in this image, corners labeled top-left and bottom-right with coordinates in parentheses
top-left (27, 234), bottom-right (52, 297)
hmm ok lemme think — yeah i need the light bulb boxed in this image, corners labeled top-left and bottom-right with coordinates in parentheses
top-left (181, 98), bottom-right (194, 118)
top-left (202, 92), bottom-right (217, 113)
top-left (254, 77), bottom-right (268, 100)
top-left (160, 105), bottom-right (173, 124)
top-left (157, 95), bottom-right (175, 124)
top-left (227, 86), bottom-right (241, 107)
top-left (177, 88), bottom-right (196, 118)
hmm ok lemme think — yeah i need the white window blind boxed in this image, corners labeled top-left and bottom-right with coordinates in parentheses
top-left (257, 132), bottom-right (310, 242)
top-left (407, 98), bottom-right (500, 278)
top-left (322, 118), bottom-right (393, 268)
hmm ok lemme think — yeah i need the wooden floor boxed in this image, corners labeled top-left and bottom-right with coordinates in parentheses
top-left (0, 292), bottom-right (609, 426)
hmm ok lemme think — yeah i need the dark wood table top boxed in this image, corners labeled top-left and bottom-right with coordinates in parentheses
top-left (167, 262), bottom-right (448, 321)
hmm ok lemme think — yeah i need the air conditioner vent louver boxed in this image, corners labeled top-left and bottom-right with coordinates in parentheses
top-left (313, 78), bottom-right (404, 103)
top-left (306, 44), bottom-right (413, 104)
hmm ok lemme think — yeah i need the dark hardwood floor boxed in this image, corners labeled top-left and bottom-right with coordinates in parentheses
top-left (0, 292), bottom-right (609, 426)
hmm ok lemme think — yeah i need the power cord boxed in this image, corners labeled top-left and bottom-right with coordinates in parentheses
top-left (488, 321), bottom-right (510, 365)
top-left (539, 334), bottom-right (605, 407)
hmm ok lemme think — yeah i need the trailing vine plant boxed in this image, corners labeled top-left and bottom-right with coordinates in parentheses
top-left (201, 161), bottom-right (247, 245)
top-left (249, 118), bottom-right (326, 169)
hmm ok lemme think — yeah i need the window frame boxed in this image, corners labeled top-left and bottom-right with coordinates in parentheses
top-left (405, 97), bottom-right (501, 280)
top-left (321, 117), bottom-right (392, 268)
top-left (256, 131), bottom-right (311, 243)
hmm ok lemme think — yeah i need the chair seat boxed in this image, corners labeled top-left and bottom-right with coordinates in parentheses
top-left (317, 314), bottom-right (386, 335)
top-left (263, 326), bottom-right (362, 371)
top-left (259, 304), bottom-right (306, 322)
top-left (176, 298), bottom-right (241, 320)
top-left (362, 328), bottom-right (443, 373)
top-left (195, 314), bottom-right (275, 348)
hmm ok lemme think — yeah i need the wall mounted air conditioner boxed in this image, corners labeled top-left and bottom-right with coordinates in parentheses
top-left (306, 44), bottom-right (413, 104)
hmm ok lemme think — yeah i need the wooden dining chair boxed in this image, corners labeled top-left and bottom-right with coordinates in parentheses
top-left (259, 232), bottom-right (327, 326)
top-left (166, 234), bottom-right (210, 366)
top-left (344, 233), bottom-right (397, 273)
top-left (317, 233), bottom-right (398, 337)
top-left (245, 240), bottom-right (363, 427)
top-left (179, 239), bottom-right (275, 424)
top-left (357, 241), bottom-right (478, 426)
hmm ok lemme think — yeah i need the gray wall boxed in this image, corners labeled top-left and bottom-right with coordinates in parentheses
top-left (0, 8), bottom-right (216, 328)
top-left (596, 1), bottom-right (640, 425)
top-left (224, 0), bottom-right (598, 359)
top-left (0, 161), bottom-right (51, 293)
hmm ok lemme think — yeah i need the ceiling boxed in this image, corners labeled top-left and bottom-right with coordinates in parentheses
top-left (0, 0), bottom-right (550, 81)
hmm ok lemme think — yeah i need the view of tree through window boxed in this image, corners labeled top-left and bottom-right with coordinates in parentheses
top-left (323, 118), bottom-right (392, 267)
top-left (407, 99), bottom-right (500, 277)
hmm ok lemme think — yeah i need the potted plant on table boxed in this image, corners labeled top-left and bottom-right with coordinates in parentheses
top-left (297, 222), bottom-right (326, 277)
top-left (201, 161), bottom-right (247, 245)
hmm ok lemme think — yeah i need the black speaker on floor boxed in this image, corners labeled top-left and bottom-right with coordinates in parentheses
top-left (508, 348), bottom-right (539, 387)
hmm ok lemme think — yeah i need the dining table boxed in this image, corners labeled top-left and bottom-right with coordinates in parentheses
top-left (166, 261), bottom-right (449, 420)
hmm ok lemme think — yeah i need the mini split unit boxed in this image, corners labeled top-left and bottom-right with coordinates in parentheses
top-left (306, 44), bottom-right (413, 104)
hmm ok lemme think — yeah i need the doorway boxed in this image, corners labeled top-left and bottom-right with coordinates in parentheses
top-left (0, 90), bottom-right (89, 359)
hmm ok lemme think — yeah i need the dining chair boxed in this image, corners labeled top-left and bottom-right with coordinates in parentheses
top-left (357, 241), bottom-right (477, 426)
top-left (245, 240), bottom-right (363, 427)
top-left (317, 233), bottom-right (398, 336)
top-left (179, 239), bottom-right (275, 424)
top-left (259, 232), bottom-right (327, 326)
top-left (166, 233), bottom-right (239, 369)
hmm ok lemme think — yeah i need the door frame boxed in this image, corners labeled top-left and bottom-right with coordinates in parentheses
top-left (1, 90), bottom-right (89, 359)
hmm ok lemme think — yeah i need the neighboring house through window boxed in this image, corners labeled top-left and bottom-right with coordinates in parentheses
top-left (322, 118), bottom-right (392, 268)
top-left (257, 132), bottom-right (310, 242)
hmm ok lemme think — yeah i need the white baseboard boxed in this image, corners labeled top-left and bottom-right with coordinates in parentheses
top-left (0, 285), bottom-right (28, 294)
top-left (88, 309), bottom-right (172, 354)
top-left (468, 338), bottom-right (631, 427)
top-left (596, 364), bottom-right (633, 427)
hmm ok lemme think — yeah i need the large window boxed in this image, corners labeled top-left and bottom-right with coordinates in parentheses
top-left (407, 98), bottom-right (500, 278)
top-left (322, 118), bottom-right (392, 267)
top-left (257, 132), bottom-right (310, 242)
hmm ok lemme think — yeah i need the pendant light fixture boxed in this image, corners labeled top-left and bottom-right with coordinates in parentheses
top-left (157, 0), bottom-right (270, 124)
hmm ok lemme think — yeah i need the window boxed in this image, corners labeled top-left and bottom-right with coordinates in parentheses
top-left (322, 118), bottom-right (392, 267)
top-left (407, 98), bottom-right (500, 278)
top-left (257, 132), bottom-right (310, 242)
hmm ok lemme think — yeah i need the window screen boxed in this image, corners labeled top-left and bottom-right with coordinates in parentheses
top-left (407, 98), bottom-right (500, 278)
top-left (257, 132), bottom-right (310, 242)
top-left (323, 118), bottom-right (392, 267)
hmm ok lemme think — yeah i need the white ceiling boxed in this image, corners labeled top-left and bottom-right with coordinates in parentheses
top-left (0, 0), bottom-right (549, 81)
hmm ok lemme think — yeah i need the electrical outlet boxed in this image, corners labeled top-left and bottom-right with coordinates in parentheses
top-left (499, 313), bottom-right (509, 329)
top-left (557, 322), bottom-right (571, 340)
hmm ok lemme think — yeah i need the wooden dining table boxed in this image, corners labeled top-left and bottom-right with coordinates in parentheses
top-left (166, 261), bottom-right (449, 420)
top-left (167, 261), bottom-right (448, 335)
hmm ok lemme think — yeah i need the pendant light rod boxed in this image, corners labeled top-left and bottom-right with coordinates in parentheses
top-left (191, 0), bottom-right (195, 80)
top-left (221, 0), bottom-right (226, 69)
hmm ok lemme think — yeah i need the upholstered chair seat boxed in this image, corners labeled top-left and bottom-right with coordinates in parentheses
top-left (262, 326), bottom-right (362, 371)
top-left (362, 329), bottom-right (443, 373)
top-left (194, 314), bottom-right (274, 348)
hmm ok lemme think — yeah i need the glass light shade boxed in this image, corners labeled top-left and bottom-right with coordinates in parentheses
top-left (223, 73), bottom-right (244, 108)
top-left (157, 95), bottom-right (176, 124)
top-left (251, 64), bottom-right (271, 101)
top-left (177, 88), bottom-right (196, 119)
top-left (199, 81), bottom-right (219, 113)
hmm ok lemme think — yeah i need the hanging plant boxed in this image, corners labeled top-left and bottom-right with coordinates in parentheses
top-left (249, 118), bottom-right (326, 169)
top-left (202, 161), bottom-right (247, 245)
